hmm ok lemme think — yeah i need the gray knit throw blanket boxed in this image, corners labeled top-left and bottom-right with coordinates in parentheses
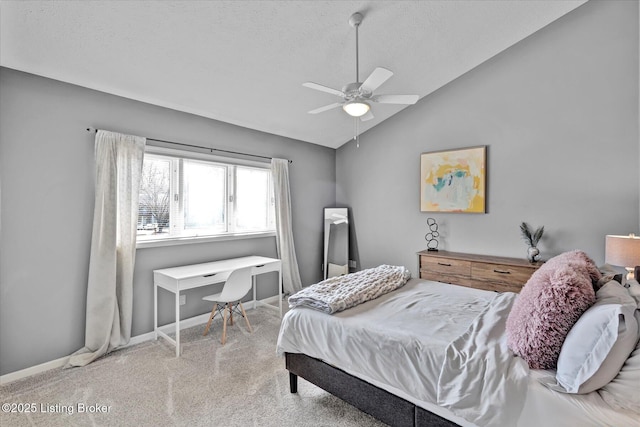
top-left (288, 265), bottom-right (411, 314)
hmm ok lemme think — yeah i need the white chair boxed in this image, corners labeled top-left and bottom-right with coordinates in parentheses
top-left (202, 266), bottom-right (253, 344)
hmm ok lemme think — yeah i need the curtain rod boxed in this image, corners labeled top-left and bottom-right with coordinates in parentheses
top-left (86, 127), bottom-right (292, 164)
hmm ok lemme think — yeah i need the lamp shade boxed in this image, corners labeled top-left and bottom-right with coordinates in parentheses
top-left (605, 234), bottom-right (640, 267)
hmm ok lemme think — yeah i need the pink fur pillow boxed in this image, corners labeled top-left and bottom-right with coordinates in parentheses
top-left (506, 250), bottom-right (600, 369)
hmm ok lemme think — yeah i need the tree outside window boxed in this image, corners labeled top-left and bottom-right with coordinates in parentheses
top-left (138, 157), bottom-right (170, 234)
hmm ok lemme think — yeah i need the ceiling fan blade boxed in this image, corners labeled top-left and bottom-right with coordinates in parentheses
top-left (372, 94), bottom-right (419, 105)
top-left (308, 102), bottom-right (343, 114)
top-left (360, 110), bottom-right (374, 122)
top-left (303, 82), bottom-right (345, 97)
top-left (360, 67), bottom-right (394, 93)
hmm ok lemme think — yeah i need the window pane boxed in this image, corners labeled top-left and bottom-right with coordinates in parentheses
top-left (138, 156), bottom-right (171, 237)
top-left (183, 161), bottom-right (226, 232)
top-left (235, 167), bottom-right (271, 231)
top-left (137, 148), bottom-right (275, 244)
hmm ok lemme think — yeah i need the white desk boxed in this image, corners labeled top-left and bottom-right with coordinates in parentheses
top-left (153, 255), bottom-right (282, 357)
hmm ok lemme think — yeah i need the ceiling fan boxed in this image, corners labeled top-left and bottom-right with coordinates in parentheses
top-left (303, 12), bottom-right (419, 122)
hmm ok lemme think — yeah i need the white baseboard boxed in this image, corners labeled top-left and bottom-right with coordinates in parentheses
top-left (128, 312), bottom-right (213, 347)
top-left (0, 296), bottom-right (282, 385)
top-left (257, 294), bottom-right (282, 307)
top-left (0, 355), bottom-right (70, 385)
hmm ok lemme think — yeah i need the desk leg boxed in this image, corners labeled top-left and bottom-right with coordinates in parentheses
top-left (278, 268), bottom-right (283, 317)
top-left (252, 275), bottom-right (257, 310)
top-left (154, 284), bottom-right (158, 340)
top-left (175, 291), bottom-right (181, 357)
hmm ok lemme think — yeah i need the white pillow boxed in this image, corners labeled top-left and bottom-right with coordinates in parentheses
top-left (598, 280), bottom-right (640, 411)
top-left (550, 280), bottom-right (639, 394)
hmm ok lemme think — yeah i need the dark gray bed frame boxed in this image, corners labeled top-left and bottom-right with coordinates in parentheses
top-left (285, 352), bottom-right (460, 427)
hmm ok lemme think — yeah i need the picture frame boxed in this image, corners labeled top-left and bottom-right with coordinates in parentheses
top-left (420, 146), bottom-right (486, 213)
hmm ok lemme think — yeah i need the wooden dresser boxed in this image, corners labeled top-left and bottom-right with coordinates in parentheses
top-left (417, 250), bottom-right (543, 293)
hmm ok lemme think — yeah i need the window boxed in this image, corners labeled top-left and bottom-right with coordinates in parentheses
top-left (137, 148), bottom-right (275, 244)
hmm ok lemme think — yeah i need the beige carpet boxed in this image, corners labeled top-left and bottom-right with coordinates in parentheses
top-left (0, 306), bottom-right (385, 426)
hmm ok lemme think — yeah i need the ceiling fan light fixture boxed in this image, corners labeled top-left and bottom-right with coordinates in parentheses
top-left (343, 100), bottom-right (370, 117)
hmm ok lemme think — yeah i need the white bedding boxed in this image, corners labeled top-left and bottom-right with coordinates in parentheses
top-left (278, 279), bottom-right (496, 404)
top-left (276, 278), bottom-right (638, 427)
top-left (437, 292), bottom-right (528, 426)
top-left (521, 369), bottom-right (639, 427)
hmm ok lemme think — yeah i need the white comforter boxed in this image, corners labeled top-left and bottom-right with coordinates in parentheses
top-left (437, 292), bottom-right (529, 426)
top-left (277, 279), bottom-right (530, 426)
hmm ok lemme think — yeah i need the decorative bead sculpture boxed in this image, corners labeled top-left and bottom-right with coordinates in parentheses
top-left (425, 218), bottom-right (439, 251)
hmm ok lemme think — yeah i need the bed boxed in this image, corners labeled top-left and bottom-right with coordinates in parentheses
top-left (276, 265), bottom-right (640, 427)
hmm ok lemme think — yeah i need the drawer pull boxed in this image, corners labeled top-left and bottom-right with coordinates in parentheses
top-left (437, 262), bottom-right (452, 267)
top-left (493, 269), bottom-right (511, 274)
top-left (256, 264), bottom-right (265, 268)
top-left (203, 273), bottom-right (216, 278)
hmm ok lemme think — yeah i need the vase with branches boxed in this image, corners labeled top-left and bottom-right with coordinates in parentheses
top-left (520, 222), bottom-right (544, 263)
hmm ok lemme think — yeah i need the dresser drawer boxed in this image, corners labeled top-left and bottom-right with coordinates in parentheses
top-left (490, 282), bottom-right (525, 293)
top-left (471, 262), bottom-right (535, 286)
top-left (421, 256), bottom-right (471, 277)
top-left (418, 250), bottom-right (541, 293)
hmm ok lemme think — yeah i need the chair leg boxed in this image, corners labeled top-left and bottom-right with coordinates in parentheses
top-left (221, 304), bottom-right (229, 345)
top-left (238, 302), bottom-right (252, 333)
top-left (229, 302), bottom-right (234, 325)
top-left (203, 305), bottom-right (218, 336)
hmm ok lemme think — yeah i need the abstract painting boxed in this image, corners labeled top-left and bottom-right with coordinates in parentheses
top-left (420, 146), bottom-right (486, 213)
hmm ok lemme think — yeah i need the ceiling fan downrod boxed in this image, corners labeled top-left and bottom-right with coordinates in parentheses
top-left (349, 12), bottom-right (363, 83)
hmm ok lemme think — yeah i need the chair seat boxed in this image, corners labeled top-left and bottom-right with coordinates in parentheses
top-left (202, 292), bottom-right (224, 303)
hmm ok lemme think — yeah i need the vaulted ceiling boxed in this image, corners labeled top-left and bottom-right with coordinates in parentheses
top-left (0, 1), bottom-right (587, 148)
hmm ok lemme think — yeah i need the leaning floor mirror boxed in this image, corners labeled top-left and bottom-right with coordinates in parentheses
top-left (324, 208), bottom-right (349, 279)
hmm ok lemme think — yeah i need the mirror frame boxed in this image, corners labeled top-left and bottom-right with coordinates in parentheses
top-left (324, 207), bottom-right (349, 280)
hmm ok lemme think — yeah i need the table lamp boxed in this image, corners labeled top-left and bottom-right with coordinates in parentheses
top-left (605, 234), bottom-right (640, 280)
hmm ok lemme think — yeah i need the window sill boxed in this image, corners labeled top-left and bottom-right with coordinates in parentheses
top-left (136, 231), bottom-right (276, 249)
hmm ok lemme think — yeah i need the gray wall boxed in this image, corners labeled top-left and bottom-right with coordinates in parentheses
top-left (0, 68), bottom-right (335, 375)
top-left (337, 0), bottom-right (639, 275)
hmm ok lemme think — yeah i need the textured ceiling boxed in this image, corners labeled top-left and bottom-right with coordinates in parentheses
top-left (0, 1), bottom-right (587, 149)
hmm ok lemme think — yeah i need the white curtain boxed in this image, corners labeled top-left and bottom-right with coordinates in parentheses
top-left (271, 158), bottom-right (303, 294)
top-left (68, 130), bottom-right (145, 367)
